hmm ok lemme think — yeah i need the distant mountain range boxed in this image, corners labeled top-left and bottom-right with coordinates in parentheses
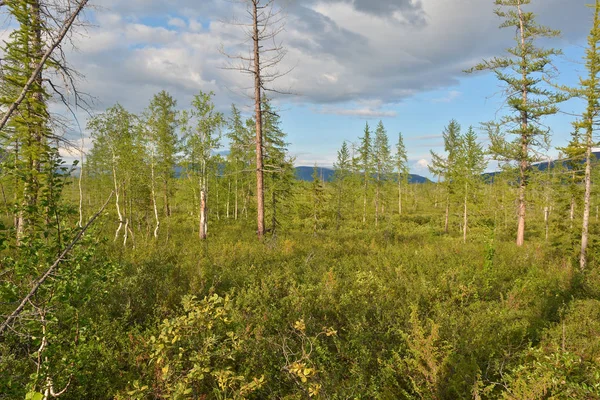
top-left (482, 150), bottom-right (600, 181)
top-left (294, 166), bottom-right (430, 184)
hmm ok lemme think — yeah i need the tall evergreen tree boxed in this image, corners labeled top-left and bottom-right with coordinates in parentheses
top-left (456, 127), bottom-right (486, 243)
top-left (261, 99), bottom-right (295, 234)
top-left (395, 132), bottom-right (409, 215)
top-left (333, 141), bottom-right (351, 229)
top-left (429, 120), bottom-right (462, 233)
top-left (373, 121), bottom-right (392, 225)
top-left (0, 0), bottom-right (51, 242)
top-left (467, 0), bottom-right (564, 246)
top-left (226, 104), bottom-right (253, 221)
top-left (358, 122), bottom-right (373, 225)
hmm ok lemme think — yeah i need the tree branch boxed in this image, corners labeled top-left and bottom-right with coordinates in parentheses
top-left (0, 0), bottom-right (89, 133)
top-left (0, 191), bottom-right (113, 337)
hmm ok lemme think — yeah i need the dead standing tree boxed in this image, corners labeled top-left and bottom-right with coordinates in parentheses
top-left (222, 0), bottom-right (291, 239)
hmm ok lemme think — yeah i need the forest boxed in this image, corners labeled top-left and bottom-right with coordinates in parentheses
top-left (2, 0), bottom-right (600, 399)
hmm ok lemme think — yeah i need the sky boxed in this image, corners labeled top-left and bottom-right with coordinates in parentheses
top-left (23, 0), bottom-right (597, 177)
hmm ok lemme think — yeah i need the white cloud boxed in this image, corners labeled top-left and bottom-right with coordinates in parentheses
top-left (167, 17), bottom-right (187, 29)
top-left (432, 90), bottom-right (461, 103)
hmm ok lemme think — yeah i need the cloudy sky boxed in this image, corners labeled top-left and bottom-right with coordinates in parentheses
top-left (47, 0), bottom-right (594, 175)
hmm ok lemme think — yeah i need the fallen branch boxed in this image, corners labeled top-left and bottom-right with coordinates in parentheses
top-left (0, 192), bottom-right (113, 337)
top-left (0, 0), bottom-right (89, 132)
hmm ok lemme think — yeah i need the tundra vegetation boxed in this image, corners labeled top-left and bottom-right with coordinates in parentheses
top-left (2, 0), bottom-right (600, 399)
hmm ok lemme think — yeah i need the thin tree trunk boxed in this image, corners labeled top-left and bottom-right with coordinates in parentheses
top-left (544, 206), bottom-right (550, 242)
top-left (226, 179), bottom-right (231, 219)
top-left (375, 173), bottom-right (380, 227)
top-left (463, 182), bottom-right (468, 244)
top-left (444, 193), bottom-right (449, 234)
top-left (112, 154), bottom-right (123, 242)
top-left (362, 175), bottom-right (367, 225)
top-left (234, 175), bottom-right (239, 220)
top-left (151, 149), bottom-right (160, 238)
top-left (516, 0), bottom-right (528, 247)
top-left (570, 196), bottom-right (575, 230)
top-left (252, 1), bottom-right (265, 239)
top-left (580, 121), bottom-right (593, 270)
top-left (398, 178), bottom-right (402, 215)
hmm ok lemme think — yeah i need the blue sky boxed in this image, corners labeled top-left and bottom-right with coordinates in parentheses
top-left (49, 0), bottom-right (593, 178)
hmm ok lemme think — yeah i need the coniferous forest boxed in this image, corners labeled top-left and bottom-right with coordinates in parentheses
top-left (2, 0), bottom-right (600, 399)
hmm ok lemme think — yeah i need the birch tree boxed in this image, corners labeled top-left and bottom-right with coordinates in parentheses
top-left (183, 91), bottom-right (224, 240)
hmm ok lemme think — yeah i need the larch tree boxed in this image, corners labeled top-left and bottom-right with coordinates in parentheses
top-left (223, 0), bottom-right (289, 239)
top-left (226, 104), bottom-right (253, 221)
top-left (373, 121), bottom-right (392, 226)
top-left (358, 122), bottom-right (373, 225)
top-left (558, 0), bottom-right (600, 270)
top-left (456, 127), bottom-right (486, 243)
top-left (333, 141), bottom-right (351, 229)
top-left (144, 91), bottom-right (179, 239)
top-left (467, 0), bottom-right (564, 246)
top-left (395, 132), bottom-right (409, 215)
top-left (429, 120), bottom-right (462, 234)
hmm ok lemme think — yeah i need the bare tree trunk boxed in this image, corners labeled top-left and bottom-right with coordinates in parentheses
top-left (463, 182), bottom-right (468, 243)
top-left (151, 150), bottom-right (160, 238)
top-left (362, 176), bottom-right (367, 225)
top-left (516, 1), bottom-right (528, 247)
top-left (444, 194), bottom-right (449, 234)
top-left (226, 179), bottom-right (231, 219)
top-left (398, 178), bottom-right (402, 215)
top-left (111, 154), bottom-right (123, 242)
top-left (580, 122), bottom-right (593, 270)
top-left (375, 174), bottom-right (380, 227)
top-left (570, 195), bottom-right (575, 230)
top-left (252, 1), bottom-right (265, 239)
top-left (544, 206), bottom-right (550, 242)
top-left (234, 176), bottom-right (239, 220)
top-left (199, 167), bottom-right (207, 239)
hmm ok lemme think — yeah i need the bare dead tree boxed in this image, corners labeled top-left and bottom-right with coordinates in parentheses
top-left (221, 0), bottom-right (292, 239)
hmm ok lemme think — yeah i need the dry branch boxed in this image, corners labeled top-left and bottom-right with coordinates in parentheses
top-left (0, 192), bottom-right (113, 337)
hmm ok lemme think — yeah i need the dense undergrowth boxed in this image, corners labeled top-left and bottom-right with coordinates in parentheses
top-left (4, 212), bottom-right (599, 399)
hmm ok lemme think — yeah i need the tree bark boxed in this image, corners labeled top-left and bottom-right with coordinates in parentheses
top-left (463, 182), bottom-right (468, 244)
top-left (516, 0), bottom-right (528, 247)
top-left (580, 119), bottom-right (593, 270)
top-left (252, 1), bottom-right (265, 239)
